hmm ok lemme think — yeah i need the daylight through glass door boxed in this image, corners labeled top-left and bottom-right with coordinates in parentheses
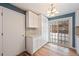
top-left (49, 20), bottom-right (69, 48)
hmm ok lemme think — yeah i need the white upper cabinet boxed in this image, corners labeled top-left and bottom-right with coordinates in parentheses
top-left (26, 11), bottom-right (39, 28)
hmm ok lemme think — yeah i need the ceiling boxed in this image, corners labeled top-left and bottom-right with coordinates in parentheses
top-left (12, 3), bottom-right (79, 17)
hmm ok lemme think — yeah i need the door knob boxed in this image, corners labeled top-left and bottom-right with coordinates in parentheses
top-left (22, 34), bottom-right (25, 37)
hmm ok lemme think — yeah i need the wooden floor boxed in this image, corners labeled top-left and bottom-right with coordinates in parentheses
top-left (20, 43), bottom-right (78, 56)
top-left (33, 43), bottom-right (77, 56)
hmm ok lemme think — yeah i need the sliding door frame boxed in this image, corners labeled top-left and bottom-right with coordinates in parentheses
top-left (48, 12), bottom-right (75, 48)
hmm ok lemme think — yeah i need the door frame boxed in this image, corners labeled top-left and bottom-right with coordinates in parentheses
top-left (49, 17), bottom-right (72, 48)
top-left (48, 12), bottom-right (75, 48)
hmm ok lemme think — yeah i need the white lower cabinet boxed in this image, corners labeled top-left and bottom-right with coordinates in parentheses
top-left (26, 37), bottom-right (33, 54)
top-left (33, 39), bottom-right (38, 53)
top-left (26, 37), bottom-right (38, 55)
top-left (26, 36), bottom-right (48, 55)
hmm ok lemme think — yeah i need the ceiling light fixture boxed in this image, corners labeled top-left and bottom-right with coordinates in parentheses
top-left (47, 4), bottom-right (59, 16)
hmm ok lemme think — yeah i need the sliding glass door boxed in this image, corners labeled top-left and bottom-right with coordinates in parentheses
top-left (57, 20), bottom-right (69, 47)
top-left (49, 17), bottom-right (72, 48)
top-left (49, 20), bottom-right (58, 44)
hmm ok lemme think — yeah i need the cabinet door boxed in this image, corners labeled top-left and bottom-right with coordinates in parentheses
top-left (26, 37), bottom-right (33, 54)
top-left (3, 7), bottom-right (25, 56)
top-left (27, 11), bottom-right (34, 28)
top-left (26, 11), bottom-right (38, 28)
top-left (29, 11), bottom-right (34, 27)
top-left (33, 39), bottom-right (38, 53)
top-left (0, 6), bottom-right (2, 56)
top-left (33, 13), bottom-right (38, 28)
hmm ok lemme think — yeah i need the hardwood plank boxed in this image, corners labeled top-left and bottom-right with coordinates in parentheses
top-left (19, 43), bottom-right (78, 56)
top-left (33, 43), bottom-right (77, 56)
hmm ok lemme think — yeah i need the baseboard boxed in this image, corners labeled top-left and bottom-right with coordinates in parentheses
top-left (16, 51), bottom-right (31, 56)
top-left (33, 42), bottom-right (48, 55)
top-left (25, 42), bottom-right (48, 56)
top-left (16, 51), bottom-right (25, 56)
top-left (69, 48), bottom-right (78, 55)
top-left (24, 51), bottom-right (31, 56)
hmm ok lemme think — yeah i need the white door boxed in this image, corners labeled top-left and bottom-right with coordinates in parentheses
top-left (0, 6), bottom-right (3, 56)
top-left (3, 7), bottom-right (25, 56)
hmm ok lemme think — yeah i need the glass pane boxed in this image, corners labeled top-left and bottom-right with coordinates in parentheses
top-left (49, 19), bottom-right (69, 48)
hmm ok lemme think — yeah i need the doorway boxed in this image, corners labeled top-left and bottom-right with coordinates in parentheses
top-left (49, 17), bottom-right (72, 48)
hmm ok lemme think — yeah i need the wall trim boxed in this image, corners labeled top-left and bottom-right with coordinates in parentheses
top-left (0, 3), bottom-right (26, 15)
top-left (48, 12), bottom-right (75, 48)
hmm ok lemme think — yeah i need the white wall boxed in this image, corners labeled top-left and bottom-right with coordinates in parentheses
top-left (75, 10), bottom-right (79, 54)
top-left (34, 15), bottom-right (49, 49)
top-left (75, 11), bottom-right (79, 26)
top-left (41, 15), bottom-right (49, 42)
top-left (34, 15), bottom-right (49, 52)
